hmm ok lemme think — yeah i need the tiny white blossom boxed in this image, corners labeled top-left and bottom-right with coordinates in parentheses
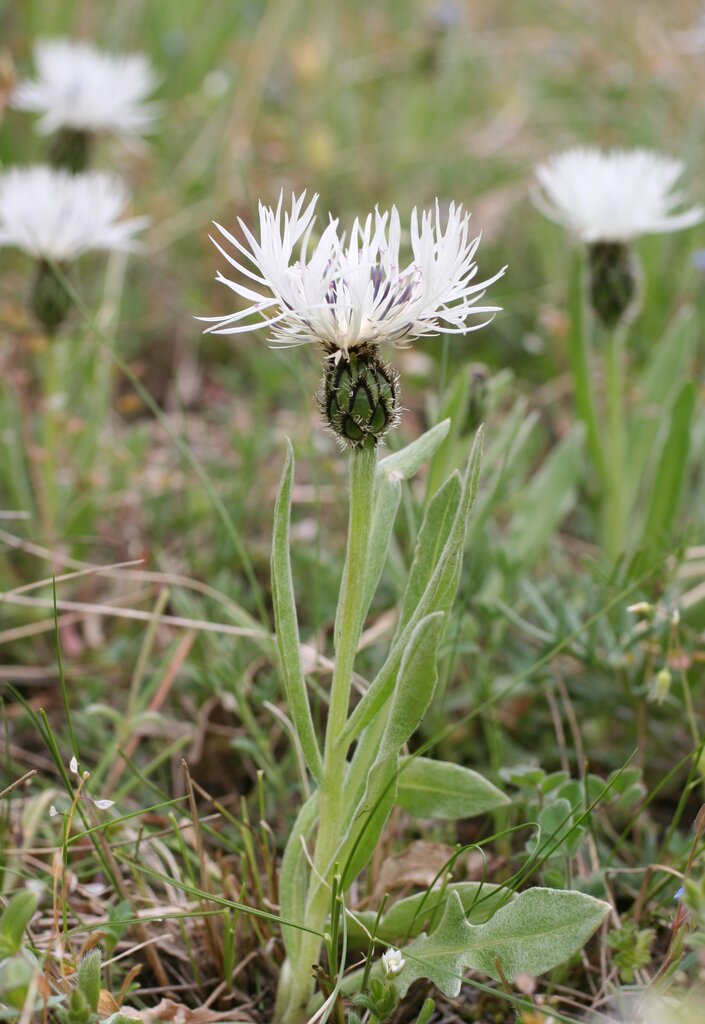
top-left (201, 192), bottom-right (506, 356)
top-left (92, 799), bottom-right (115, 810)
top-left (0, 166), bottom-right (149, 262)
top-left (49, 804), bottom-right (58, 817)
top-left (12, 38), bottom-right (159, 137)
top-left (627, 601), bottom-right (652, 614)
top-left (534, 148), bottom-right (704, 243)
top-left (69, 756), bottom-right (79, 775)
top-left (381, 947), bottom-right (405, 978)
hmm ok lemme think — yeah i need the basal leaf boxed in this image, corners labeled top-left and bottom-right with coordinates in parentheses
top-left (397, 757), bottom-right (509, 820)
top-left (395, 888), bottom-right (609, 997)
top-left (346, 882), bottom-right (511, 945)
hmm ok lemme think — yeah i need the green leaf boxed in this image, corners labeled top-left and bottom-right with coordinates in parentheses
top-left (0, 889), bottom-right (39, 957)
top-left (625, 306), bottom-right (696, 514)
top-left (341, 613), bottom-right (445, 886)
top-left (270, 440), bottom-right (322, 782)
top-left (76, 950), bottom-right (101, 1013)
top-left (397, 472), bottom-right (462, 635)
top-left (636, 379), bottom-right (696, 561)
top-left (360, 420), bottom-right (452, 612)
top-left (278, 793), bottom-right (319, 962)
top-left (379, 420), bottom-right (451, 482)
top-left (395, 887), bottom-right (610, 997)
top-left (396, 757), bottom-right (509, 820)
top-left (362, 473), bottom-right (402, 614)
top-left (342, 428), bottom-right (484, 746)
top-left (346, 882), bottom-right (512, 945)
top-left (506, 425), bottom-right (585, 567)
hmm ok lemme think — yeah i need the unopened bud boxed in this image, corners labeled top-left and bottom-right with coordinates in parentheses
top-left (320, 346), bottom-right (399, 449)
top-left (587, 242), bottom-right (641, 327)
top-left (650, 667), bottom-right (672, 705)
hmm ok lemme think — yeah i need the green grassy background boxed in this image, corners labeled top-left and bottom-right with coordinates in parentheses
top-left (1, 1), bottom-right (705, 1018)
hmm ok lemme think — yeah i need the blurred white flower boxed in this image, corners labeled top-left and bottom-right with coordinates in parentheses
top-left (381, 947), bottom-right (405, 978)
top-left (12, 38), bottom-right (159, 137)
top-left (201, 192), bottom-right (506, 356)
top-left (0, 166), bottom-right (148, 261)
top-left (534, 148), bottom-right (704, 243)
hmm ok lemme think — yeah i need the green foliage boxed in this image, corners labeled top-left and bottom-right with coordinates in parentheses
top-left (347, 882), bottom-right (512, 945)
top-left (388, 888), bottom-right (609, 997)
top-left (0, 890), bottom-right (38, 958)
top-left (351, 978), bottom-right (398, 1022)
top-left (607, 920), bottom-right (655, 983)
top-left (396, 757), bottom-right (509, 820)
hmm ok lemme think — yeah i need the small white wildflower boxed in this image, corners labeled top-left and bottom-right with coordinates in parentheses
top-left (92, 799), bottom-right (115, 810)
top-left (627, 601), bottom-right (652, 614)
top-left (201, 192), bottom-right (506, 357)
top-left (69, 756), bottom-right (79, 775)
top-left (381, 947), bottom-right (405, 978)
top-left (671, 608), bottom-right (681, 626)
top-left (534, 148), bottom-right (704, 243)
top-left (0, 166), bottom-right (149, 262)
top-left (49, 804), bottom-right (58, 817)
top-left (12, 38), bottom-right (159, 137)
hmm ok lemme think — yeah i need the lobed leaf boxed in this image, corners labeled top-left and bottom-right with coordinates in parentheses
top-left (395, 887), bottom-right (610, 997)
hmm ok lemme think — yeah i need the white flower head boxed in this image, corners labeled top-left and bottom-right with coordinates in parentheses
top-left (534, 148), bottom-right (704, 243)
top-left (0, 166), bottom-right (149, 261)
top-left (381, 947), bottom-right (405, 978)
top-left (201, 192), bottom-right (506, 357)
top-left (12, 38), bottom-right (159, 137)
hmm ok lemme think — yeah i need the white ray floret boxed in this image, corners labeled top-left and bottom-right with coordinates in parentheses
top-left (534, 148), bottom-right (704, 243)
top-left (0, 166), bottom-right (149, 261)
top-left (201, 192), bottom-right (506, 355)
top-left (12, 38), bottom-right (159, 136)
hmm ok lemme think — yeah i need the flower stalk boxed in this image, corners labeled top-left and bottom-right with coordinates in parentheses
top-left (276, 444), bottom-right (377, 1023)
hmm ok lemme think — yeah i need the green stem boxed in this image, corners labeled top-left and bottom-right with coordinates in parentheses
top-left (603, 324), bottom-right (627, 560)
top-left (39, 338), bottom-right (68, 538)
top-left (568, 254), bottom-right (607, 486)
top-left (275, 444), bottom-right (377, 1023)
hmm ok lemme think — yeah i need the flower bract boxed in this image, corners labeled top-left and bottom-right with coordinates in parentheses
top-left (201, 192), bottom-right (506, 356)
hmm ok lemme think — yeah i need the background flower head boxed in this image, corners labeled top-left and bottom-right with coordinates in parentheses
top-left (0, 166), bottom-right (149, 261)
top-left (534, 147), bottom-right (704, 243)
top-left (11, 38), bottom-right (159, 137)
top-left (201, 192), bottom-right (506, 356)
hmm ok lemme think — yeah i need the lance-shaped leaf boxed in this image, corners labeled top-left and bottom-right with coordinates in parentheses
top-left (397, 472), bottom-right (462, 636)
top-left (342, 428), bottom-right (484, 747)
top-left (394, 888), bottom-right (610, 997)
top-left (363, 420), bottom-right (452, 616)
top-left (271, 440), bottom-right (322, 782)
top-left (397, 757), bottom-right (509, 820)
top-left (278, 793), bottom-right (319, 962)
top-left (379, 420), bottom-right (451, 482)
top-left (340, 612), bottom-right (446, 887)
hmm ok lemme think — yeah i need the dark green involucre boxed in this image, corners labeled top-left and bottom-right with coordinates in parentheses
top-left (31, 259), bottom-right (73, 335)
top-left (320, 346), bottom-right (400, 449)
top-left (49, 129), bottom-right (92, 173)
top-left (587, 241), bottom-right (641, 327)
